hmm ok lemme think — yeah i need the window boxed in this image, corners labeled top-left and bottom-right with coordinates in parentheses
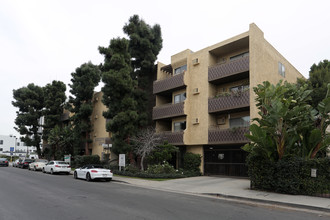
top-left (0, 148), bottom-right (2, 151)
top-left (230, 85), bottom-right (249, 93)
top-left (230, 52), bottom-right (249, 61)
top-left (174, 65), bottom-right (187, 75)
top-left (278, 62), bottom-right (285, 77)
top-left (0, 140), bottom-right (3, 145)
top-left (230, 116), bottom-right (250, 128)
top-left (17, 143), bottom-right (20, 146)
top-left (174, 121), bottom-right (186, 132)
top-left (174, 93), bottom-right (186, 104)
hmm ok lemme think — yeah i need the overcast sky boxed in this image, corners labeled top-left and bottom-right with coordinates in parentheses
top-left (1, 0), bottom-right (329, 137)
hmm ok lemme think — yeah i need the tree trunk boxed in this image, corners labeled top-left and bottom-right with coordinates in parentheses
top-left (140, 155), bottom-right (145, 171)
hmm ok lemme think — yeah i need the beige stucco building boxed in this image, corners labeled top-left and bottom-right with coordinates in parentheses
top-left (89, 91), bottom-right (112, 161)
top-left (153, 23), bottom-right (304, 176)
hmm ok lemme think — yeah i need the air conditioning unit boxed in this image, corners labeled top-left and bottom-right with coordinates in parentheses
top-left (192, 58), bottom-right (199, 65)
top-left (193, 118), bottom-right (200, 124)
top-left (193, 88), bottom-right (199, 94)
top-left (217, 117), bottom-right (226, 125)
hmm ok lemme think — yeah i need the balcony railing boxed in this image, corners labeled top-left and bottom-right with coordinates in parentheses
top-left (153, 73), bottom-right (185, 94)
top-left (208, 127), bottom-right (249, 144)
top-left (158, 131), bottom-right (184, 145)
top-left (208, 56), bottom-right (249, 82)
top-left (153, 102), bottom-right (185, 120)
top-left (208, 90), bottom-right (249, 113)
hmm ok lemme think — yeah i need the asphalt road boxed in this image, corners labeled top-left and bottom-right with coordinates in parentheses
top-left (0, 166), bottom-right (324, 220)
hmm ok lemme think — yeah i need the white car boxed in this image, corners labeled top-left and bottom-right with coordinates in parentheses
top-left (43, 160), bottom-right (71, 175)
top-left (29, 159), bottom-right (48, 171)
top-left (73, 164), bottom-right (113, 182)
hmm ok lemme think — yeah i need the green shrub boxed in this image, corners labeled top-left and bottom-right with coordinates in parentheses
top-left (147, 142), bottom-right (178, 165)
top-left (247, 154), bottom-right (330, 195)
top-left (146, 162), bottom-right (176, 174)
top-left (184, 152), bottom-right (201, 172)
top-left (73, 155), bottom-right (101, 168)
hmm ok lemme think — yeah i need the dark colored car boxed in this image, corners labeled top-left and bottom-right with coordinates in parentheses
top-left (0, 158), bottom-right (9, 167)
top-left (19, 159), bottom-right (34, 169)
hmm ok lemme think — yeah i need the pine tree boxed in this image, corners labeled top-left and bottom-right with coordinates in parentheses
top-left (99, 38), bottom-right (138, 155)
top-left (123, 15), bottom-right (163, 126)
top-left (67, 62), bottom-right (101, 155)
top-left (12, 83), bottom-right (45, 157)
top-left (43, 80), bottom-right (66, 141)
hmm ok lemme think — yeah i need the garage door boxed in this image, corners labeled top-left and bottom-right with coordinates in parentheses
top-left (204, 146), bottom-right (248, 177)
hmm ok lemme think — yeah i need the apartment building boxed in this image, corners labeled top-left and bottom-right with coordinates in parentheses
top-left (90, 92), bottom-right (112, 161)
top-left (153, 23), bottom-right (304, 177)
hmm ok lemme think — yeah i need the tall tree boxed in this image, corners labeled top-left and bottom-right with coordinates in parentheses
top-left (67, 62), bottom-right (101, 155)
top-left (123, 15), bottom-right (163, 126)
top-left (12, 83), bottom-right (44, 157)
top-left (307, 60), bottom-right (330, 108)
top-left (43, 80), bottom-right (66, 141)
top-left (99, 37), bottom-right (138, 155)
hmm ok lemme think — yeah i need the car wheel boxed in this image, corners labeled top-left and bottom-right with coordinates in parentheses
top-left (86, 173), bottom-right (92, 182)
top-left (50, 169), bottom-right (54, 175)
top-left (34, 167), bottom-right (36, 171)
top-left (74, 171), bottom-right (77, 179)
top-left (42, 168), bottom-right (45, 173)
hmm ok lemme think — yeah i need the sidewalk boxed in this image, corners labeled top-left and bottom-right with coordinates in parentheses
top-left (113, 175), bottom-right (330, 213)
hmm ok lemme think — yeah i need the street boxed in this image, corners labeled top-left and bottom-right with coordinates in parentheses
top-left (0, 166), bottom-right (324, 220)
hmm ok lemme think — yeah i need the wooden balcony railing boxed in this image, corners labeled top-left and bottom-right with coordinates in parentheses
top-left (208, 127), bottom-right (249, 144)
top-left (153, 102), bottom-right (185, 120)
top-left (208, 56), bottom-right (249, 82)
top-left (208, 90), bottom-right (249, 113)
top-left (157, 131), bottom-right (184, 145)
top-left (153, 73), bottom-right (185, 94)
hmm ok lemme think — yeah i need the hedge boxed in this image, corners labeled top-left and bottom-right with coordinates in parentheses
top-left (247, 154), bottom-right (330, 195)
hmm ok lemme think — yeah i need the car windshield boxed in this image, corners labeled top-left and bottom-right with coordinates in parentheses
top-left (37, 159), bottom-right (48, 162)
top-left (25, 159), bottom-right (34, 162)
top-left (0, 158), bottom-right (7, 161)
top-left (92, 165), bottom-right (104, 169)
top-left (57, 162), bottom-right (69, 165)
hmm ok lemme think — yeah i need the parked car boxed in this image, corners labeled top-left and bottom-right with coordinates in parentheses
top-left (19, 158), bottom-right (34, 169)
top-left (13, 159), bottom-right (22, 167)
top-left (0, 158), bottom-right (9, 167)
top-left (43, 161), bottom-right (71, 175)
top-left (29, 159), bottom-right (48, 171)
top-left (73, 164), bottom-right (113, 182)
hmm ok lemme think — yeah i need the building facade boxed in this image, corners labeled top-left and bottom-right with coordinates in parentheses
top-left (0, 135), bottom-right (37, 157)
top-left (153, 23), bottom-right (304, 176)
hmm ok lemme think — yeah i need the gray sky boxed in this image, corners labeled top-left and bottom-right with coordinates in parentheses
top-left (1, 0), bottom-right (329, 137)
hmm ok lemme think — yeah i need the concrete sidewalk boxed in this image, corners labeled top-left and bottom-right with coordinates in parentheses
top-left (113, 175), bottom-right (330, 213)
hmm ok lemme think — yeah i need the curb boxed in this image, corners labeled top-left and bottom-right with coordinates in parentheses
top-left (203, 193), bottom-right (330, 214)
top-left (114, 178), bottom-right (330, 214)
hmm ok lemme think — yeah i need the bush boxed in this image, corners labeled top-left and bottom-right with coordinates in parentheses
top-left (146, 162), bottom-right (176, 174)
top-left (247, 154), bottom-right (330, 195)
top-left (72, 155), bottom-right (101, 168)
top-left (184, 152), bottom-right (201, 172)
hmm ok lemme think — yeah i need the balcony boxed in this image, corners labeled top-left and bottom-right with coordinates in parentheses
top-left (208, 127), bottom-right (249, 144)
top-left (209, 90), bottom-right (249, 113)
top-left (208, 56), bottom-right (249, 83)
top-left (153, 102), bottom-right (185, 120)
top-left (153, 73), bottom-right (185, 94)
top-left (158, 131), bottom-right (184, 146)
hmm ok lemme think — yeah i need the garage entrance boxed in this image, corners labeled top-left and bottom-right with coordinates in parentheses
top-left (204, 145), bottom-right (248, 177)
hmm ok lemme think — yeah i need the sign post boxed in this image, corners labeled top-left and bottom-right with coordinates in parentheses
top-left (10, 147), bottom-right (14, 162)
top-left (119, 154), bottom-right (125, 171)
